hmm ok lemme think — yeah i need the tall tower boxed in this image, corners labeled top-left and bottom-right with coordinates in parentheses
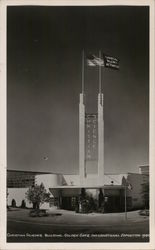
top-left (79, 51), bottom-right (104, 186)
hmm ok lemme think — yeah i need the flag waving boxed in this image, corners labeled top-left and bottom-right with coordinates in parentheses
top-left (87, 52), bottom-right (120, 70)
top-left (103, 53), bottom-right (119, 70)
top-left (87, 54), bottom-right (104, 67)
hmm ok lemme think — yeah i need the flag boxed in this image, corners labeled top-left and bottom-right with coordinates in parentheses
top-left (87, 54), bottom-right (104, 67)
top-left (103, 53), bottom-right (119, 70)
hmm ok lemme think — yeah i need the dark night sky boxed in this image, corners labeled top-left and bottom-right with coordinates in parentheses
top-left (7, 6), bottom-right (149, 174)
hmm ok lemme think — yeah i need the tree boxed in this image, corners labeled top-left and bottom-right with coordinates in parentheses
top-left (26, 183), bottom-right (51, 209)
top-left (141, 182), bottom-right (149, 209)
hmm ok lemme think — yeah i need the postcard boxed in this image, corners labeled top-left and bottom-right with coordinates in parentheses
top-left (0, 0), bottom-right (154, 249)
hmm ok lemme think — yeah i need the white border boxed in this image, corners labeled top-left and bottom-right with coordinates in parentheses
top-left (0, 0), bottom-right (154, 249)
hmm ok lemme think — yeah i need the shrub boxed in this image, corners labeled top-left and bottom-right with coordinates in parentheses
top-left (21, 199), bottom-right (26, 208)
top-left (78, 191), bottom-right (97, 213)
top-left (11, 199), bottom-right (16, 207)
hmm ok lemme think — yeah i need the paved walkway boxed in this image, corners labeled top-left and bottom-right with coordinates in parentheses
top-left (7, 207), bottom-right (149, 226)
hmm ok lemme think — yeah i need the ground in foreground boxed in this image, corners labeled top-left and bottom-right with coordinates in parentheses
top-left (7, 208), bottom-right (149, 242)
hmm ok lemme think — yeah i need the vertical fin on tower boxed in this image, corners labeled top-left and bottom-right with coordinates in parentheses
top-left (79, 93), bottom-right (85, 185)
top-left (98, 93), bottom-right (104, 185)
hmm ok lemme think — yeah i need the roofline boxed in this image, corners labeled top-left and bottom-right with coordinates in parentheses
top-left (6, 170), bottom-right (133, 176)
top-left (7, 169), bottom-right (78, 175)
top-left (7, 169), bottom-right (148, 176)
top-left (49, 185), bottom-right (124, 189)
top-left (105, 172), bottom-right (138, 175)
top-left (139, 165), bottom-right (149, 167)
top-left (7, 169), bottom-right (58, 175)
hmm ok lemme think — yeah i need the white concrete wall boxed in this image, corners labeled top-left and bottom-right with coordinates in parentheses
top-left (104, 174), bottom-right (127, 185)
top-left (8, 188), bottom-right (32, 208)
top-left (8, 174), bottom-right (62, 210)
top-left (35, 174), bottom-right (62, 189)
top-left (63, 174), bottom-right (80, 186)
top-left (82, 174), bottom-right (99, 186)
top-left (64, 174), bottom-right (102, 187)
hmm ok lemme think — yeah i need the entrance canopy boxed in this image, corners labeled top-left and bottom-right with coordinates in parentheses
top-left (49, 185), bottom-right (124, 197)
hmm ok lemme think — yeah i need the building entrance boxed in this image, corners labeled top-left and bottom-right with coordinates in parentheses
top-left (104, 196), bottom-right (122, 213)
top-left (61, 196), bottom-right (78, 211)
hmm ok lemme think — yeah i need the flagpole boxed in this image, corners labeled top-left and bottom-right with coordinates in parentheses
top-left (99, 50), bottom-right (102, 94)
top-left (82, 49), bottom-right (85, 94)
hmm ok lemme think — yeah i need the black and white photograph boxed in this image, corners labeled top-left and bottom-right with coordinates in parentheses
top-left (0, 0), bottom-right (155, 248)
